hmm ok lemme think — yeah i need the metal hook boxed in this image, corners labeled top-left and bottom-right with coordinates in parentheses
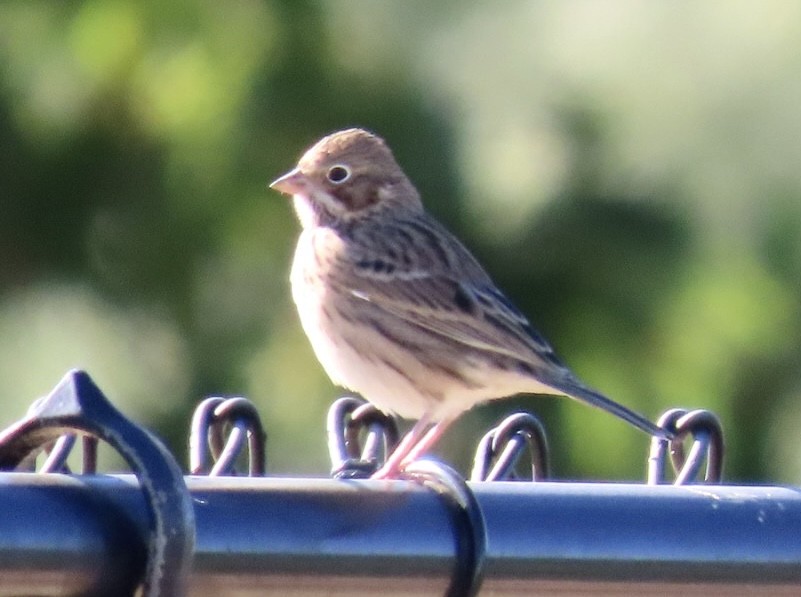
top-left (189, 397), bottom-right (267, 476)
top-left (14, 399), bottom-right (97, 474)
top-left (470, 412), bottom-right (549, 482)
top-left (40, 433), bottom-right (76, 473)
top-left (648, 408), bottom-right (724, 485)
top-left (401, 459), bottom-right (487, 597)
top-left (327, 396), bottom-right (399, 478)
top-left (37, 433), bottom-right (100, 474)
top-left (0, 369), bottom-right (194, 596)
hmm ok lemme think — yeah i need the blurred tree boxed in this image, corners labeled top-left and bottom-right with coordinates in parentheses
top-left (1, 0), bottom-right (800, 483)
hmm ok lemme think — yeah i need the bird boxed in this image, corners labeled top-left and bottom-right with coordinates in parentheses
top-left (271, 127), bottom-right (668, 479)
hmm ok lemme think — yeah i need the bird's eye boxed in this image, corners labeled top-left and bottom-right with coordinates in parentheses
top-left (326, 165), bottom-right (351, 184)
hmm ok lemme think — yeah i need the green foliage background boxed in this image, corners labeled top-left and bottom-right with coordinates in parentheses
top-left (2, 1), bottom-right (801, 482)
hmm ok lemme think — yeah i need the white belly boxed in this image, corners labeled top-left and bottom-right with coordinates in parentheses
top-left (290, 239), bottom-right (433, 418)
top-left (290, 233), bottom-right (558, 420)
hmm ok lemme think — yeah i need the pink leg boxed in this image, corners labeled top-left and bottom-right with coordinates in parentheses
top-left (372, 414), bottom-right (457, 479)
top-left (372, 413), bottom-right (433, 479)
top-left (399, 416), bottom-right (456, 469)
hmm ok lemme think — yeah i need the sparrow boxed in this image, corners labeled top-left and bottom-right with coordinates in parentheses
top-left (271, 128), bottom-right (667, 478)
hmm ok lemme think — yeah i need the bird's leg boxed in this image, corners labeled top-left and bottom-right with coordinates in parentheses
top-left (398, 416), bottom-right (457, 470)
top-left (372, 413), bottom-right (433, 479)
top-left (372, 414), bottom-right (458, 479)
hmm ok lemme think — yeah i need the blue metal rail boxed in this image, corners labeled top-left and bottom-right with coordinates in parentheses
top-left (0, 473), bottom-right (799, 595)
top-left (0, 370), bottom-right (794, 595)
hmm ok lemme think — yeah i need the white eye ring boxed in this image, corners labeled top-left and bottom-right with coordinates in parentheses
top-left (326, 164), bottom-right (351, 184)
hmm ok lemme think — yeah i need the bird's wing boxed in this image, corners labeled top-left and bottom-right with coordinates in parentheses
top-left (332, 219), bottom-right (669, 438)
top-left (354, 274), bottom-right (561, 366)
top-left (337, 219), bottom-right (564, 371)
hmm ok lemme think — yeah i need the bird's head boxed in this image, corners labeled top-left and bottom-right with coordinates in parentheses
top-left (271, 128), bottom-right (422, 228)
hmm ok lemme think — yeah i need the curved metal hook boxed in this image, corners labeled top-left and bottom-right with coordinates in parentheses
top-left (401, 459), bottom-right (487, 597)
top-left (189, 397), bottom-right (224, 474)
top-left (37, 433), bottom-right (100, 474)
top-left (648, 408), bottom-right (724, 485)
top-left (189, 397), bottom-right (267, 476)
top-left (327, 396), bottom-right (399, 478)
top-left (0, 369), bottom-right (194, 596)
top-left (471, 412), bottom-right (549, 482)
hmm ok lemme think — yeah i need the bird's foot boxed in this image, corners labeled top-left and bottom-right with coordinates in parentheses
top-left (370, 460), bottom-right (404, 480)
top-left (371, 451), bottom-right (422, 479)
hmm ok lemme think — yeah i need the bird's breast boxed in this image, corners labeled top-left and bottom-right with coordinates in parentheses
top-left (290, 230), bottom-right (353, 379)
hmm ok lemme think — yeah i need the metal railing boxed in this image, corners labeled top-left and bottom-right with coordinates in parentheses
top-left (0, 369), bottom-right (795, 597)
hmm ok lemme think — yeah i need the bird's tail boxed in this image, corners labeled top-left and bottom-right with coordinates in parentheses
top-left (549, 377), bottom-right (670, 439)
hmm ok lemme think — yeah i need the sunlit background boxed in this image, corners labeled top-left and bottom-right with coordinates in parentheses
top-left (2, 1), bottom-right (801, 482)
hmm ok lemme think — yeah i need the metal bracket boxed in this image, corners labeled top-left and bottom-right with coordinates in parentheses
top-left (0, 369), bottom-right (195, 596)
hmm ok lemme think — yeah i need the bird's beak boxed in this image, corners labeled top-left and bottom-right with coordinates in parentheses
top-left (270, 168), bottom-right (308, 195)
